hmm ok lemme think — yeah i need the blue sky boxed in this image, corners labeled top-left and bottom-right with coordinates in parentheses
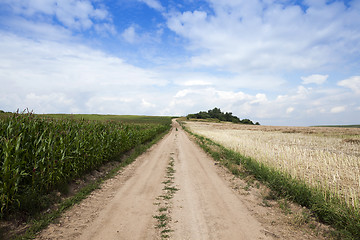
top-left (0, 0), bottom-right (359, 126)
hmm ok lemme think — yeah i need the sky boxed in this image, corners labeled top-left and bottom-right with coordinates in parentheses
top-left (0, 0), bottom-right (360, 126)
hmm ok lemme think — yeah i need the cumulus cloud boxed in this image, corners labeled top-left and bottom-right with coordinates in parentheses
top-left (138, 0), bottom-right (164, 12)
top-left (286, 107), bottom-right (295, 114)
top-left (182, 80), bottom-right (212, 86)
top-left (172, 72), bottom-right (285, 91)
top-left (338, 76), bottom-right (360, 94)
top-left (141, 98), bottom-right (156, 108)
top-left (1, 16), bottom-right (73, 41)
top-left (170, 87), bottom-right (270, 119)
top-left (122, 26), bottom-right (137, 43)
top-left (85, 96), bottom-right (135, 114)
top-left (331, 106), bottom-right (346, 113)
top-left (2, 32), bottom-right (356, 125)
top-left (120, 24), bottom-right (164, 45)
top-left (0, 33), bottom-right (168, 113)
top-left (301, 74), bottom-right (328, 85)
top-left (1, 0), bottom-right (113, 33)
top-left (251, 94), bottom-right (268, 104)
top-left (166, 1), bottom-right (360, 73)
top-left (25, 92), bottom-right (75, 113)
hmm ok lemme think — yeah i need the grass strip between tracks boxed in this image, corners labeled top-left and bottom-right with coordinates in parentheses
top-left (179, 121), bottom-right (360, 240)
top-left (13, 128), bottom-right (171, 240)
top-left (153, 154), bottom-right (179, 239)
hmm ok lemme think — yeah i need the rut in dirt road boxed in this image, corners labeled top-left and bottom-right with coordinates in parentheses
top-left (37, 120), bottom-right (270, 240)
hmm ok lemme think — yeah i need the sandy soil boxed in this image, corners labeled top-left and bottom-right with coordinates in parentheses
top-left (171, 122), bottom-right (268, 240)
top-left (36, 120), bottom-right (329, 240)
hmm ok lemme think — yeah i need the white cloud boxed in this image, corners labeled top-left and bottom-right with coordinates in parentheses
top-left (2, 33), bottom-right (167, 87)
top-left (120, 24), bottom-right (163, 45)
top-left (303, 0), bottom-right (327, 8)
top-left (251, 94), bottom-right (268, 104)
top-left (330, 106), bottom-right (346, 113)
top-left (0, 33), bottom-right (168, 113)
top-left (301, 74), bottom-right (328, 85)
top-left (138, 0), bottom-right (164, 12)
top-left (216, 90), bottom-right (248, 101)
top-left (295, 86), bottom-right (311, 100)
top-left (25, 92), bottom-right (75, 113)
top-left (122, 26), bottom-right (137, 43)
top-left (182, 80), bottom-right (212, 86)
top-left (141, 98), bottom-right (156, 108)
top-left (7, 0), bottom-right (55, 15)
top-left (85, 96), bottom-right (135, 114)
top-left (286, 107), bottom-right (295, 114)
top-left (166, 1), bottom-right (360, 73)
top-left (2, 30), bottom-right (356, 124)
top-left (174, 89), bottom-right (193, 98)
top-left (172, 72), bottom-right (285, 91)
top-left (1, 16), bottom-right (73, 41)
top-left (174, 88), bottom-right (247, 102)
top-left (1, 29), bottom-right (359, 125)
top-left (170, 87), bottom-right (271, 119)
top-left (3, 0), bottom-right (112, 31)
top-left (338, 76), bottom-right (360, 94)
top-left (94, 23), bottom-right (117, 36)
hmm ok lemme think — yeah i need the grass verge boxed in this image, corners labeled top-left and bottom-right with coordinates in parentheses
top-left (179, 121), bottom-right (360, 240)
top-left (10, 128), bottom-right (170, 240)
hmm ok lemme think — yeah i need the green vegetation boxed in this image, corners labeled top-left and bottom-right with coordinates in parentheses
top-left (187, 107), bottom-right (259, 125)
top-left (0, 111), bottom-right (12, 120)
top-left (13, 129), bottom-right (169, 240)
top-left (179, 121), bottom-right (359, 240)
top-left (153, 156), bottom-right (178, 239)
top-left (42, 113), bottom-right (172, 125)
top-left (0, 111), bottom-right (171, 218)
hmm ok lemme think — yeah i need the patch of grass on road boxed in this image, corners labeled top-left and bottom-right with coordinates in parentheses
top-left (153, 155), bottom-right (179, 239)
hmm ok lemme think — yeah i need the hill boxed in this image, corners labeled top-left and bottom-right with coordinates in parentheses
top-left (187, 107), bottom-right (259, 125)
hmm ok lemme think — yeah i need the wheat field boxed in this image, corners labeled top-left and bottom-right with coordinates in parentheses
top-left (185, 121), bottom-right (360, 208)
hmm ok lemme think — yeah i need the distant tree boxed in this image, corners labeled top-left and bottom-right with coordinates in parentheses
top-left (187, 114), bottom-right (196, 119)
top-left (240, 119), bottom-right (254, 125)
top-left (0, 110), bottom-right (4, 113)
top-left (224, 112), bottom-right (233, 122)
top-left (208, 107), bottom-right (222, 119)
top-left (186, 107), bottom-right (259, 125)
top-left (198, 111), bottom-right (210, 119)
top-left (232, 116), bottom-right (241, 123)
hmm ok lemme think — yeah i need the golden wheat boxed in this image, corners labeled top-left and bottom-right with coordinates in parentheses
top-left (185, 121), bottom-right (360, 208)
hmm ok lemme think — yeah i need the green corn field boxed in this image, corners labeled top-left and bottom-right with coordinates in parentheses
top-left (0, 112), bottom-right (171, 217)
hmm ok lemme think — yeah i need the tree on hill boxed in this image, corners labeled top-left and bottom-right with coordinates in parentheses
top-left (187, 107), bottom-right (259, 125)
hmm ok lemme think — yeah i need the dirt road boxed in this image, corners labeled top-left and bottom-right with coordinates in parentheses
top-left (171, 122), bottom-right (267, 240)
top-left (36, 120), bottom-right (323, 239)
